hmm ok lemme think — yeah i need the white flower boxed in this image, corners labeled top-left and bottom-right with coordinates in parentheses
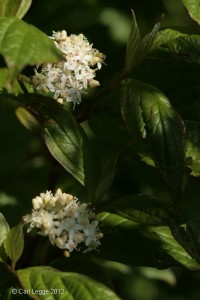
top-left (31, 30), bottom-right (105, 108)
top-left (23, 189), bottom-right (103, 256)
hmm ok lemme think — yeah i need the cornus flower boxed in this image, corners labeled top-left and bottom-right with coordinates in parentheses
top-left (23, 189), bottom-right (103, 256)
top-left (31, 30), bottom-right (105, 108)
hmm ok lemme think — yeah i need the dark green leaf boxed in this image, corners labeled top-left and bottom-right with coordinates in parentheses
top-left (17, 266), bottom-right (121, 300)
top-left (121, 79), bottom-right (187, 193)
top-left (0, 97), bottom-right (31, 175)
top-left (0, 17), bottom-right (64, 80)
top-left (14, 94), bottom-right (85, 184)
top-left (181, 0), bottom-right (200, 24)
top-left (89, 111), bottom-right (154, 166)
top-left (4, 223), bottom-right (24, 265)
top-left (13, 94), bottom-right (100, 187)
top-left (124, 9), bottom-right (140, 72)
top-left (168, 213), bottom-right (200, 265)
top-left (0, 0), bottom-right (32, 18)
top-left (134, 29), bottom-right (200, 109)
top-left (98, 212), bottom-right (200, 269)
top-left (0, 262), bottom-right (18, 299)
top-left (133, 16), bottom-right (162, 67)
top-left (185, 120), bottom-right (200, 176)
top-left (44, 114), bottom-right (85, 185)
top-left (99, 194), bottom-right (173, 225)
top-left (149, 28), bottom-right (200, 64)
top-left (94, 151), bottom-right (118, 203)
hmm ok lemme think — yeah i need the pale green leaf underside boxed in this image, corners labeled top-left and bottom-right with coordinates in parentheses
top-left (0, 17), bottom-right (64, 80)
top-left (17, 266), bottom-right (121, 300)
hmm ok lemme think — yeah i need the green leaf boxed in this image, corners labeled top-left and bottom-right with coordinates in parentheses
top-left (125, 14), bottom-right (162, 73)
top-left (133, 16), bottom-right (162, 67)
top-left (0, 213), bottom-right (10, 246)
top-left (99, 195), bottom-right (174, 226)
top-left (98, 212), bottom-right (200, 269)
top-left (80, 126), bottom-right (101, 193)
top-left (4, 223), bottom-right (24, 265)
top-left (0, 262), bottom-right (18, 299)
top-left (149, 28), bottom-right (200, 64)
top-left (181, 0), bottom-right (200, 24)
top-left (13, 93), bottom-right (100, 187)
top-left (0, 97), bottom-right (31, 175)
top-left (94, 151), bottom-right (118, 203)
top-left (0, 0), bottom-right (32, 18)
top-left (17, 266), bottom-right (121, 300)
top-left (121, 79), bottom-right (187, 193)
top-left (134, 29), bottom-right (200, 106)
top-left (15, 106), bottom-right (41, 132)
top-left (0, 213), bottom-right (10, 263)
top-left (0, 17), bottom-right (64, 80)
top-left (124, 9), bottom-right (140, 72)
top-left (168, 214), bottom-right (200, 265)
top-left (89, 110), bottom-right (154, 166)
top-left (151, 225), bottom-right (200, 269)
top-left (0, 68), bottom-right (23, 92)
top-left (41, 106), bottom-right (85, 186)
top-left (185, 120), bottom-right (200, 176)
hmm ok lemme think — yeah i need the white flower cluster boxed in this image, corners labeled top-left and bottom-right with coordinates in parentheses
top-left (23, 189), bottom-right (103, 256)
top-left (32, 30), bottom-right (105, 107)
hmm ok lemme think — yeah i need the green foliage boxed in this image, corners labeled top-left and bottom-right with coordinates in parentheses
top-left (4, 223), bottom-right (24, 268)
top-left (1, 0), bottom-right (200, 299)
top-left (181, 0), bottom-right (200, 24)
top-left (124, 10), bottom-right (162, 73)
top-left (0, 17), bottom-right (63, 80)
top-left (121, 79), bottom-right (187, 193)
top-left (17, 266), bottom-right (121, 300)
top-left (0, 0), bottom-right (32, 19)
top-left (98, 211), bottom-right (200, 269)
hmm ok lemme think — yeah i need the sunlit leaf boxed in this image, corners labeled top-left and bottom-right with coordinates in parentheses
top-left (181, 0), bottom-right (200, 24)
top-left (0, 17), bottom-right (64, 80)
top-left (0, 0), bottom-right (32, 18)
top-left (98, 212), bottom-right (200, 269)
top-left (0, 213), bottom-right (10, 263)
top-left (0, 68), bottom-right (23, 92)
top-left (17, 266), bottom-right (121, 300)
top-left (15, 106), bottom-right (41, 132)
top-left (4, 223), bottom-right (24, 265)
top-left (0, 213), bottom-right (10, 246)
